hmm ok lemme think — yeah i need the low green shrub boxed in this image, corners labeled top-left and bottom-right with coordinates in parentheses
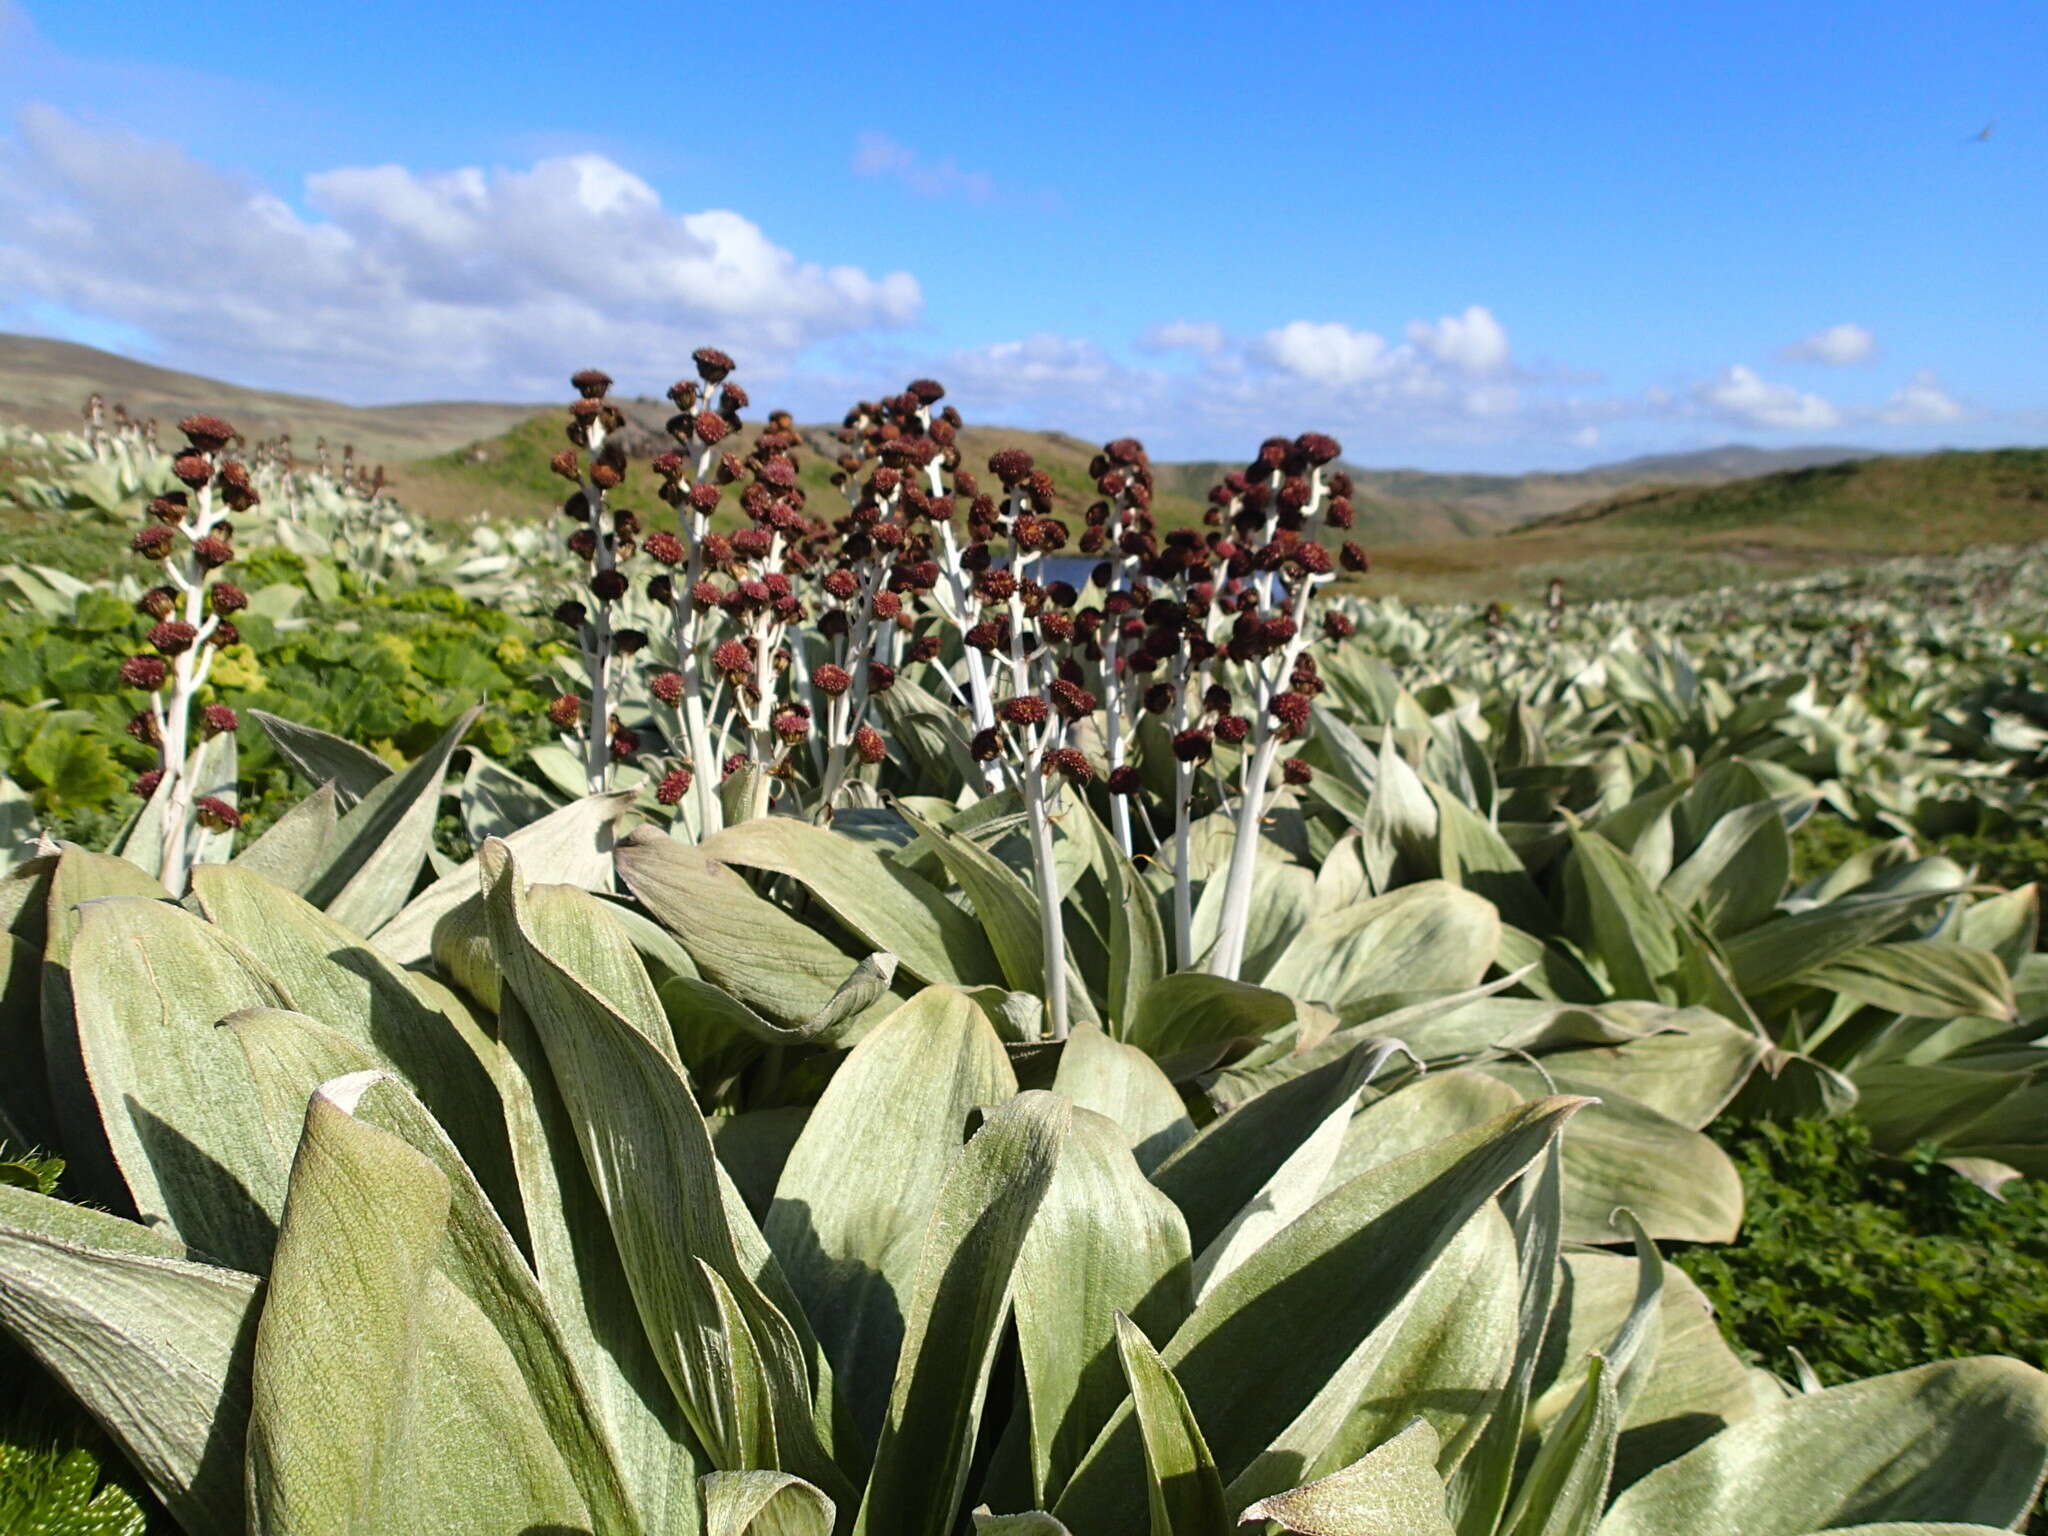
top-left (1679, 1116), bottom-right (2048, 1380)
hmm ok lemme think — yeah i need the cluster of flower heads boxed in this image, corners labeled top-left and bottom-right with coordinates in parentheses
top-left (120, 413), bottom-right (251, 830)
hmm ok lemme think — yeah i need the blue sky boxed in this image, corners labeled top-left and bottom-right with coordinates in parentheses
top-left (0, 0), bottom-right (2040, 469)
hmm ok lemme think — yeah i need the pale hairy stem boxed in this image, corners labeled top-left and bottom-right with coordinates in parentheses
top-left (1004, 533), bottom-right (1069, 1040)
top-left (579, 469), bottom-right (616, 796)
top-left (1166, 644), bottom-right (1197, 969)
top-left (158, 476), bottom-right (227, 896)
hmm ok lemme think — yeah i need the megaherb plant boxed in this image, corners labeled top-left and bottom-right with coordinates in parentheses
top-left (3, 839), bottom-right (2046, 1536)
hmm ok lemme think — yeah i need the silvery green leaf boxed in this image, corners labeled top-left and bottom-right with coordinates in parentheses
top-left (854, 1092), bottom-right (1068, 1536)
top-left (229, 782), bottom-right (338, 893)
top-left (1051, 1026), bottom-right (1196, 1175)
top-left (1264, 881), bottom-right (1501, 1012)
top-left (250, 707), bottom-right (393, 809)
top-left (1596, 1358), bottom-right (2048, 1536)
top-left (1056, 1096), bottom-right (1591, 1529)
top-left (1124, 972), bottom-right (1296, 1082)
top-left (1010, 1106), bottom-right (1194, 1507)
top-left (618, 825), bottom-right (904, 1039)
top-left (701, 814), bottom-right (998, 987)
top-left (702, 1469), bottom-right (835, 1536)
top-left (298, 704), bottom-right (478, 936)
top-left (766, 985), bottom-right (1017, 1453)
top-left (0, 1183), bottom-right (258, 1536)
top-left (1803, 941), bottom-right (2016, 1022)
top-left (1114, 1311), bottom-right (1230, 1536)
top-left (70, 895), bottom-right (290, 1270)
top-left (247, 1077), bottom-right (592, 1536)
top-left (1240, 1418), bottom-right (1456, 1536)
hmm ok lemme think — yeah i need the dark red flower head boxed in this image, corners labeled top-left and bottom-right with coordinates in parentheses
top-left (201, 704), bottom-right (238, 738)
top-left (1042, 747), bottom-right (1093, 783)
top-left (1271, 692), bottom-right (1312, 734)
top-left (210, 583), bottom-right (248, 615)
top-left (547, 694), bottom-right (582, 728)
top-left (194, 796), bottom-right (241, 832)
top-left (867, 662), bottom-right (897, 694)
top-left (656, 766), bottom-right (694, 804)
top-left (119, 655), bottom-right (168, 690)
top-left (172, 453), bottom-right (212, 489)
top-left (853, 724), bottom-right (887, 764)
top-left (1172, 728), bottom-right (1214, 763)
top-left (987, 448), bottom-right (1035, 487)
top-left (651, 671), bottom-right (685, 706)
top-left (193, 535), bottom-right (234, 569)
top-left (1295, 433), bottom-right (1342, 466)
top-left (1340, 542), bottom-right (1370, 573)
top-left (148, 620), bottom-right (197, 655)
top-left (611, 729), bottom-right (641, 760)
top-left (1000, 695), bottom-right (1049, 727)
top-left (178, 415), bottom-right (236, 452)
top-left (132, 768), bottom-right (164, 799)
top-left (693, 347), bottom-right (736, 383)
top-left (571, 369), bottom-right (614, 399)
top-left (812, 663), bottom-right (851, 696)
top-left (590, 569), bottom-right (629, 603)
top-left (132, 525), bottom-right (176, 560)
top-left (1106, 764), bottom-right (1143, 796)
top-left (1282, 756), bottom-right (1314, 785)
top-left (1215, 714), bottom-right (1251, 744)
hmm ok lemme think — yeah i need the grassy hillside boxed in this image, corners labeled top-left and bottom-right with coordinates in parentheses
top-left (0, 334), bottom-right (539, 463)
top-left (1354, 449), bottom-right (2048, 605)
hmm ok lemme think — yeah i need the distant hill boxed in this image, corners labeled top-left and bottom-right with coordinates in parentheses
top-left (0, 334), bottom-right (538, 464)
top-left (1356, 449), bottom-right (2048, 605)
top-left (0, 331), bottom-right (1886, 538)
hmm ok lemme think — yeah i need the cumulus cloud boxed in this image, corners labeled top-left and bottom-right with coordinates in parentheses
top-left (1879, 368), bottom-right (1965, 425)
top-left (851, 131), bottom-right (999, 204)
top-left (1692, 365), bottom-right (1842, 430)
top-left (1781, 322), bottom-right (1877, 366)
top-left (1137, 319), bottom-right (1227, 357)
top-left (1406, 305), bottom-right (1511, 376)
top-left (0, 106), bottom-right (922, 399)
top-left (1256, 321), bottom-right (1396, 386)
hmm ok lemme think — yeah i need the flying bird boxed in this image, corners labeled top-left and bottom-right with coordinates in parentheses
top-left (1966, 120), bottom-right (1995, 143)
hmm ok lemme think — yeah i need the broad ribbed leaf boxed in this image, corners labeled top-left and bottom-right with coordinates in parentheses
top-left (225, 1018), bottom-right (640, 1534)
top-left (1056, 1097), bottom-right (1590, 1529)
top-left (1545, 1006), bottom-right (1765, 1128)
top-left (1503, 1354), bottom-right (1619, 1536)
top-left (618, 825), bottom-right (902, 1039)
top-left (1241, 1418), bottom-right (1456, 1536)
top-left (855, 1091), bottom-right (1068, 1536)
top-left (495, 990), bottom-right (708, 1533)
top-left (1125, 972), bottom-right (1296, 1082)
top-left (70, 896), bottom-right (290, 1271)
top-left (191, 864), bottom-right (519, 1227)
top-left (766, 985), bottom-right (1017, 1452)
top-left (248, 1076), bottom-right (590, 1535)
top-left (481, 841), bottom-right (848, 1498)
top-left (702, 815), bottom-right (999, 987)
top-left (1155, 1042), bottom-right (1397, 1254)
top-left (1051, 1026), bottom-right (1195, 1175)
top-left (298, 704), bottom-right (478, 936)
top-left (250, 707), bottom-right (393, 809)
top-left (0, 1184), bottom-right (258, 1536)
top-left (1480, 1065), bottom-right (1743, 1244)
top-left (702, 1469), bottom-right (836, 1536)
top-left (228, 783), bottom-right (338, 893)
top-left (1075, 797), bottom-right (1168, 1029)
top-left (1724, 888), bottom-right (1963, 996)
top-left (372, 789), bottom-right (630, 966)
top-left (39, 846), bottom-right (166, 1207)
top-left (1563, 827), bottom-right (1683, 1001)
top-left (1263, 882), bottom-right (1501, 1010)
top-left (1803, 942), bottom-right (2016, 1023)
top-left (1115, 1312), bottom-right (1230, 1536)
top-left (1012, 1106), bottom-right (1194, 1507)
top-left (1597, 1359), bottom-right (2048, 1536)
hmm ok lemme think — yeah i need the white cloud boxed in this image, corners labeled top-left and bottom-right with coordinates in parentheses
top-left (1406, 305), bottom-right (1511, 376)
top-left (0, 106), bottom-right (922, 399)
top-left (1781, 322), bottom-right (1877, 366)
top-left (851, 131), bottom-right (997, 203)
top-left (1879, 368), bottom-right (1965, 425)
top-left (1137, 319), bottom-right (1227, 356)
top-left (1256, 321), bottom-right (1395, 386)
top-left (1693, 365), bottom-right (1842, 430)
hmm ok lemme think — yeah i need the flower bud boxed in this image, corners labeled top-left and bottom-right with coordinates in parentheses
top-left (149, 620), bottom-right (198, 655)
top-left (126, 711), bottom-right (162, 746)
top-left (178, 415), bottom-right (236, 453)
top-left (547, 694), bottom-right (582, 728)
top-left (1107, 764), bottom-right (1142, 796)
top-left (853, 724), bottom-right (887, 764)
top-left (132, 525), bottom-right (176, 560)
top-left (590, 569), bottom-right (629, 602)
top-left (553, 600), bottom-right (588, 629)
top-left (201, 704), bottom-right (238, 738)
top-left (1282, 756), bottom-right (1314, 785)
top-left (132, 768), bottom-right (164, 799)
top-left (1340, 542), bottom-right (1370, 573)
top-left (193, 535), bottom-right (233, 568)
top-left (1000, 695), bottom-right (1049, 727)
top-left (656, 766), bottom-right (694, 804)
top-left (773, 709), bottom-right (810, 744)
top-left (1271, 692), bottom-right (1312, 735)
top-left (1043, 747), bottom-right (1093, 783)
top-left (693, 347), bottom-right (736, 383)
top-left (970, 726), bottom-right (1003, 762)
top-left (610, 729), bottom-right (640, 760)
top-left (813, 663), bottom-right (851, 696)
top-left (172, 453), bottom-right (212, 489)
top-left (208, 621), bottom-right (240, 649)
top-left (867, 662), bottom-right (896, 694)
top-left (194, 796), bottom-right (241, 831)
top-left (1216, 714), bottom-right (1250, 744)
top-left (651, 671), bottom-right (685, 706)
top-left (120, 655), bottom-right (169, 690)
top-left (571, 369), bottom-right (613, 399)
